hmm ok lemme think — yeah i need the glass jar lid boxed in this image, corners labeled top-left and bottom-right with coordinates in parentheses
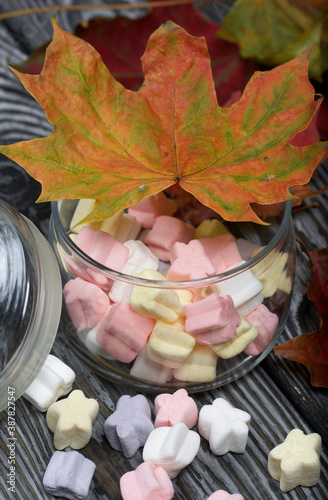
top-left (0, 200), bottom-right (62, 410)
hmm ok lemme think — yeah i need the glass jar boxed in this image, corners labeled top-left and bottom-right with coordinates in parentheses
top-left (0, 200), bottom-right (62, 411)
top-left (49, 199), bottom-right (295, 393)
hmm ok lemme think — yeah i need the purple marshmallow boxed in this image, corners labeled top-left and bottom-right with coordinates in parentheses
top-left (43, 450), bottom-right (96, 500)
top-left (104, 394), bottom-right (154, 458)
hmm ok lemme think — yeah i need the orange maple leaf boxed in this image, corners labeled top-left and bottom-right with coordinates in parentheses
top-left (0, 17), bottom-right (326, 224)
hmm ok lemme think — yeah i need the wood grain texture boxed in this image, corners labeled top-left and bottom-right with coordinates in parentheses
top-left (1, 2), bottom-right (328, 499)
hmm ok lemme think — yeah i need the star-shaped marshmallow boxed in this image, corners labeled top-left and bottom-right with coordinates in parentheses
top-left (104, 394), bottom-right (154, 458)
top-left (154, 389), bottom-right (198, 429)
top-left (166, 239), bottom-right (216, 280)
top-left (46, 390), bottom-right (99, 450)
top-left (198, 398), bottom-right (251, 455)
top-left (268, 428), bottom-right (322, 492)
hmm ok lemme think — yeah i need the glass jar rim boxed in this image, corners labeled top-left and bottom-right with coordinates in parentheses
top-left (51, 199), bottom-right (293, 289)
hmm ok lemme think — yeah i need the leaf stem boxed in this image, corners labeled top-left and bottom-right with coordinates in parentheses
top-left (0, 0), bottom-right (218, 21)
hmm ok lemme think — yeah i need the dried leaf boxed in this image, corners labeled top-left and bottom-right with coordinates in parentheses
top-left (274, 242), bottom-right (328, 387)
top-left (0, 17), bottom-right (326, 224)
top-left (218, 0), bottom-right (328, 81)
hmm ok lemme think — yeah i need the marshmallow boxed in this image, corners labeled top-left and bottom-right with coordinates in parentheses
top-left (120, 461), bottom-right (174, 500)
top-left (243, 304), bottom-right (279, 355)
top-left (124, 239), bottom-right (160, 270)
top-left (147, 318), bottom-right (196, 368)
top-left (173, 345), bottom-right (218, 383)
top-left (96, 302), bottom-right (155, 363)
top-left (166, 240), bottom-right (216, 281)
top-left (144, 216), bottom-right (195, 261)
top-left (114, 213), bottom-right (141, 243)
top-left (104, 394), bottom-right (154, 458)
top-left (268, 429), bottom-right (322, 492)
top-left (109, 240), bottom-right (160, 303)
top-left (184, 294), bottom-right (241, 345)
top-left (194, 218), bottom-right (230, 239)
top-left (69, 198), bottom-right (125, 236)
top-left (207, 491), bottom-right (244, 500)
top-left (198, 234), bottom-right (241, 274)
top-left (154, 389), bottom-right (198, 429)
top-left (46, 390), bottom-right (99, 450)
top-left (211, 315), bottom-right (258, 359)
top-left (75, 227), bottom-right (129, 288)
top-left (130, 347), bottom-right (173, 384)
top-left (63, 277), bottom-right (110, 331)
top-left (69, 198), bottom-right (96, 232)
top-left (251, 248), bottom-right (293, 298)
top-left (143, 422), bottom-right (200, 478)
top-left (43, 450), bottom-right (96, 500)
top-left (210, 262), bottom-right (264, 316)
top-left (108, 262), bottom-right (144, 303)
top-left (128, 192), bottom-right (177, 229)
top-left (130, 270), bottom-right (182, 322)
top-left (83, 323), bottom-right (115, 359)
top-left (198, 398), bottom-right (251, 455)
top-left (23, 354), bottom-right (75, 412)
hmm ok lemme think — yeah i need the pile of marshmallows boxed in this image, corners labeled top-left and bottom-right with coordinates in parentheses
top-left (22, 356), bottom-right (322, 500)
top-left (62, 192), bottom-right (292, 384)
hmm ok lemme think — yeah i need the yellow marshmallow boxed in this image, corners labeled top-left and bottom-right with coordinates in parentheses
top-left (194, 219), bottom-right (230, 239)
top-left (69, 198), bottom-right (125, 235)
top-left (173, 345), bottom-right (218, 383)
top-left (211, 315), bottom-right (258, 359)
top-left (147, 318), bottom-right (196, 368)
top-left (46, 390), bottom-right (99, 450)
top-left (130, 270), bottom-right (182, 322)
top-left (251, 248), bottom-right (292, 298)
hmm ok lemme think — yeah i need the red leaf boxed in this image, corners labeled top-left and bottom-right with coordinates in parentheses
top-left (274, 242), bottom-right (328, 387)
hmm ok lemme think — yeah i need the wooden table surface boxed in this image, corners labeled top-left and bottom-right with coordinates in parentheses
top-left (0, 2), bottom-right (327, 499)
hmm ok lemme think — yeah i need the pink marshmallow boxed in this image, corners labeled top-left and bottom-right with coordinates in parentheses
top-left (75, 227), bottom-right (129, 289)
top-left (128, 192), bottom-right (177, 229)
top-left (154, 389), bottom-right (198, 429)
top-left (63, 277), bottom-right (110, 331)
top-left (166, 240), bottom-right (216, 280)
top-left (96, 302), bottom-right (155, 362)
top-left (199, 234), bottom-right (242, 274)
top-left (120, 461), bottom-right (174, 500)
top-left (207, 491), bottom-right (244, 500)
top-left (184, 294), bottom-right (241, 345)
top-left (74, 226), bottom-right (96, 254)
top-left (144, 216), bottom-right (195, 261)
top-left (244, 304), bottom-right (279, 355)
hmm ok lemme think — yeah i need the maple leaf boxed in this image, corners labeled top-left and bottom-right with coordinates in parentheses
top-left (15, 4), bottom-right (257, 107)
top-left (218, 0), bottom-right (328, 82)
top-left (0, 17), bottom-right (327, 224)
top-left (274, 242), bottom-right (328, 387)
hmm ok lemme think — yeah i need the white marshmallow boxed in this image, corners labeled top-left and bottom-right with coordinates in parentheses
top-left (143, 422), bottom-right (200, 478)
top-left (211, 261), bottom-right (263, 316)
top-left (124, 240), bottom-right (159, 270)
top-left (198, 398), bottom-right (251, 455)
top-left (23, 354), bottom-right (75, 412)
top-left (130, 347), bottom-right (173, 385)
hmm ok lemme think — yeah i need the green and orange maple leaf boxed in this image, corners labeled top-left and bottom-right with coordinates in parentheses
top-left (275, 241), bottom-right (328, 388)
top-left (0, 16), bottom-right (327, 224)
